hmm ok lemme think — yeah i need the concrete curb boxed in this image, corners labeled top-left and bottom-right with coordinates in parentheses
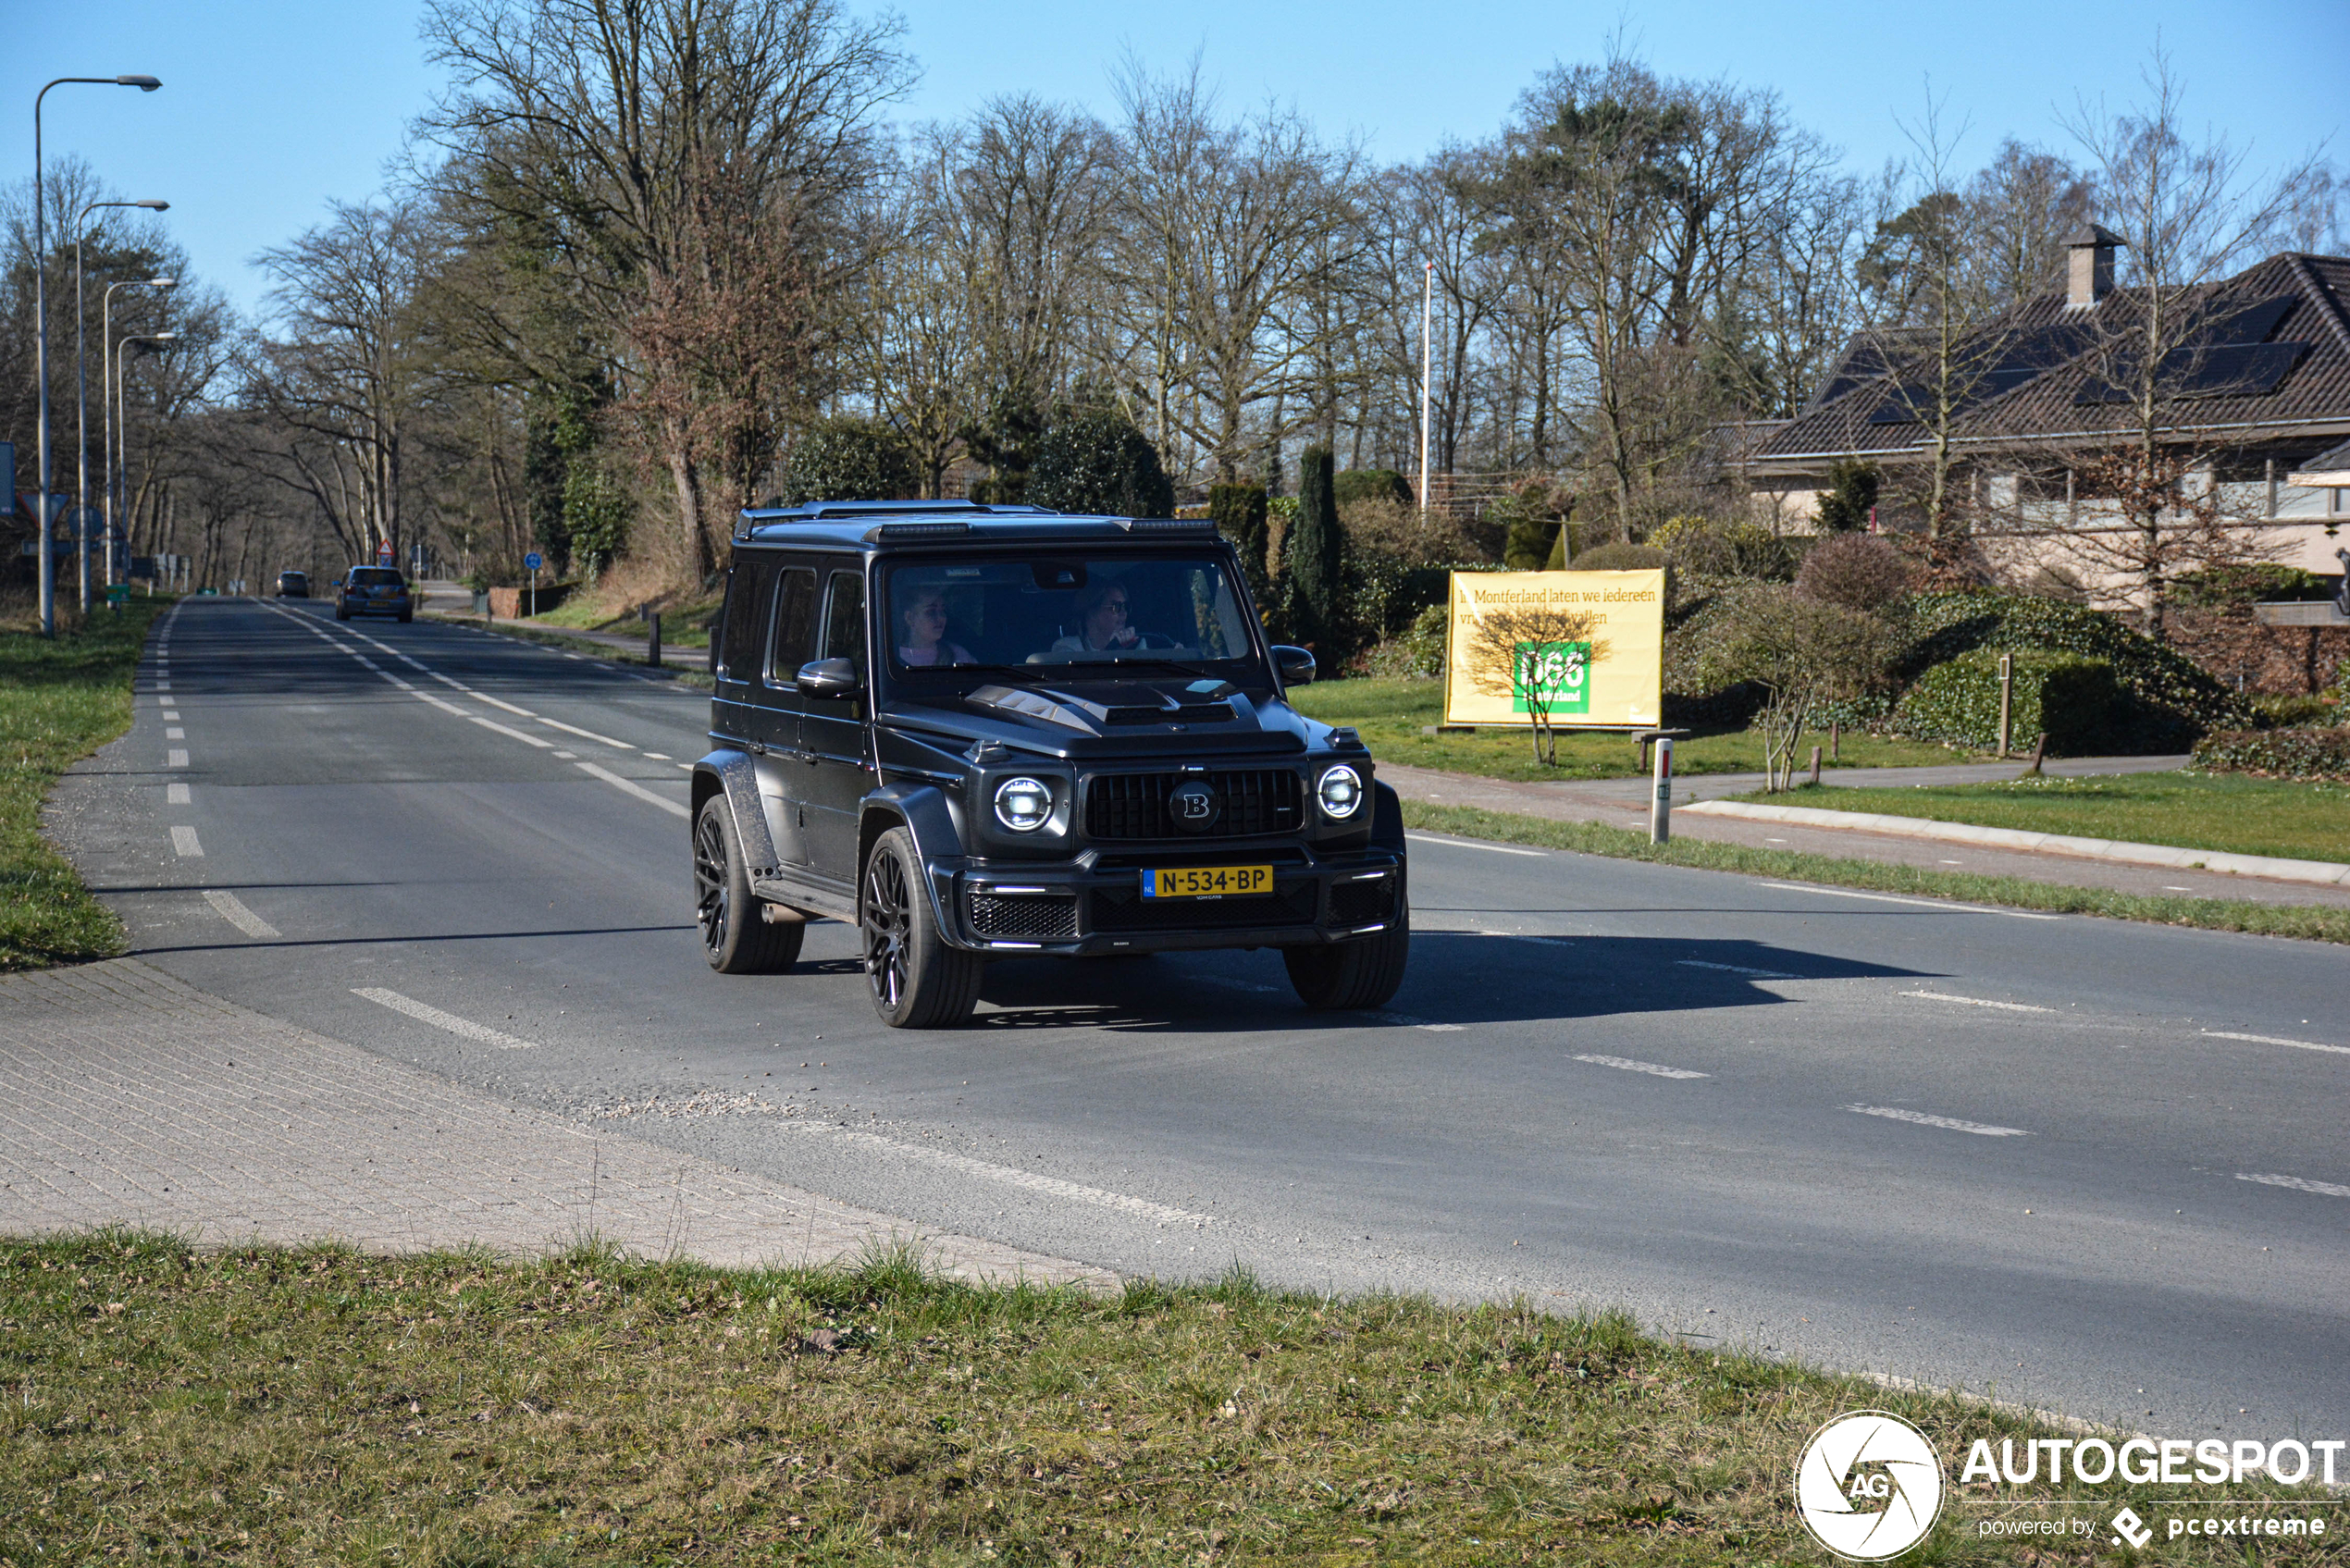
top-left (1680, 799), bottom-right (2350, 886)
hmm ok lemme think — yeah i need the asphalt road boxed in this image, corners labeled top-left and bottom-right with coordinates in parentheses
top-left (51, 596), bottom-right (2350, 1444)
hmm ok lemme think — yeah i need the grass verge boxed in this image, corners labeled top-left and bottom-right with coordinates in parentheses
top-left (1293, 677), bottom-right (1973, 783)
top-left (422, 613), bottom-right (716, 691)
top-left (0, 598), bottom-right (169, 969)
top-left (1729, 772), bottom-right (2350, 866)
top-left (9, 1231), bottom-right (2331, 1565)
top-left (1402, 799), bottom-right (2350, 945)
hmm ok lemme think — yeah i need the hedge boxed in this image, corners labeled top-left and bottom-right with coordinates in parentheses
top-left (1899, 590), bottom-right (2250, 743)
top-left (1892, 649), bottom-right (2128, 754)
top-left (2190, 725), bottom-right (2350, 781)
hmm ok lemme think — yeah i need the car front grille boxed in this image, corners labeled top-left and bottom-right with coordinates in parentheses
top-left (1083, 769), bottom-right (1302, 840)
top-left (1329, 875), bottom-right (1397, 927)
top-left (1088, 881), bottom-right (1318, 932)
top-left (969, 892), bottom-right (1079, 939)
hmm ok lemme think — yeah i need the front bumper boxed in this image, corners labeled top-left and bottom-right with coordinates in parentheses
top-left (935, 844), bottom-right (1405, 956)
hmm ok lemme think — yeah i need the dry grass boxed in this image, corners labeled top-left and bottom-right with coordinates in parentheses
top-left (3, 1233), bottom-right (2335, 1565)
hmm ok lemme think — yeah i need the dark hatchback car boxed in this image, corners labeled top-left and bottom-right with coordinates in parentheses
top-left (689, 500), bottom-right (1409, 1029)
top-left (335, 566), bottom-right (412, 622)
top-left (275, 570), bottom-right (310, 599)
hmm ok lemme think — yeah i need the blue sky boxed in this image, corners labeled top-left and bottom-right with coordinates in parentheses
top-left (14, 0), bottom-right (2347, 321)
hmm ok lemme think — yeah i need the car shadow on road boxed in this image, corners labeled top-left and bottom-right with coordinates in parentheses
top-left (966, 932), bottom-right (1932, 1032)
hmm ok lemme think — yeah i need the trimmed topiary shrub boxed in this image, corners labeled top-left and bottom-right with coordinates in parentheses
top-left (1894, 649), bottom-right (2128, 755)
top-left (2169, 564), bottom-right (2334, 607)
top-left (1288, 447), bottom-right (1343, 648)
top-left (1898, 590), bottom-right (2251, 742)
top-left (1569, 541), bottom-right (1669, 574)
top-left (774, 416), bottom-right (917, 504)
top-left (1797, 533), bottom-right (1913, 611)
top-left (2190, 725), bottom-right (2350, 780)
top-left (1027, 409), bottom-right (1175, 518)
top-left (1209, 484), bottom-right (1271, 606)
top-left (1814, 458), bottom-right (1879, 534)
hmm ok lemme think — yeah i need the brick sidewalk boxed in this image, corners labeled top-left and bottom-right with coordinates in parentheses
top-left (0, 959), bottom-right (1108, 1287)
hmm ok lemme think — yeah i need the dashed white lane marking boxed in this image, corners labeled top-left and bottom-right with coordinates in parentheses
top-left (1406, 832), bottom-right (1547, 858)
top-left (201, 889), bottom-right (280, 939)
top-left (352, 987), bottom-right (538, 1049)
top-left (166, 749), bottom-right (188, 768)
top-left (1846, 1104), bottom-right (2031, 1137)
top-left (575, 760), bottom-right (689, 818)
top-left (536, 715), bottom-right (632, 747)
top-left (1679, 958), bottom-right (1798, 980)
top-left (1574, 1053), bottom-right (1710, 1080)
top-left (170, 826), bottom-right (203, 858)
top-left (166, 783), bottom-right (190, 805)
top-left (2236, 1172), bottom-right (2350, 1200)
top-left (794, 1121), bottom-right (1210, 1228)
top-left (1757, 883), bottom-right (2061, 920)
top-left (643, 752), bottom-right (672, 760)
top-left (161, 710), bottom-right (179, 721)
top-left (1901, 989), bottom-right (2056, 1013)
top-left (166, 726), bottom-right (184, 739)
top-left (552, 749), bottom-right (578, 760)
top-left (2204, 1030), bottom-right (2350, 1057)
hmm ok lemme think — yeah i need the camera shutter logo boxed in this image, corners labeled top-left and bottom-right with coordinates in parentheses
top-left (1795, 1411), bottom-right (1945, 1561)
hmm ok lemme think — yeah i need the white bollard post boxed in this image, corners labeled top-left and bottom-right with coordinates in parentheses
top-left (1650, 736), bottom-right (1674, 845)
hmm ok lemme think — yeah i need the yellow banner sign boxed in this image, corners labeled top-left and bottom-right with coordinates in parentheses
top-left (1441, 569), bottom-right (1665, 728)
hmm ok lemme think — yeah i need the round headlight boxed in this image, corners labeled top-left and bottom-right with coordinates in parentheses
top-left (1317, 763), bottom-right (1364, 820)
top-left (993, 775), bottom-right (1053, 832)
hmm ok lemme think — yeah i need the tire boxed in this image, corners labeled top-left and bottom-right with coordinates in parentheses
top-left (860, 826), bottom-right (983, 1028)
top-left (397, 610), bottom-right (413, 623)
top-left (334, 605), bottom-right (349, 621)
top-left (693, 796), bottom-right (804, 974)
top-left (1283, 896), bottom-right (1410, 1011)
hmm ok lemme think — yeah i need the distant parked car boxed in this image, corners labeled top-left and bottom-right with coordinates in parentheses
top-left (336, 567), bottom-right (412, 623)
top-left (275, 571), bottom-right (310, 599)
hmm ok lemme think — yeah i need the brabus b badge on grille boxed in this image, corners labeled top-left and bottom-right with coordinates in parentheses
top-left (1169, 780), bottom-right (1222, 833)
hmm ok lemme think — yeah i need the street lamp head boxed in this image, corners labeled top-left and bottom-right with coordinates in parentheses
top-left (137, 200), bottom-right (170, 211)
top-left (116, 75), bottom-right (163, 92)
top-left (149, 277), bottom-right (178, 289)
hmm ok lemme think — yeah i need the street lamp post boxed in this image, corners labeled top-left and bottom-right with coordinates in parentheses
top-left (1419, 261), bottom-right (1434, 523)
top-left (31, 72), bottom-right (162, 636)
top-left (102, 278), bottom-right (175, 601)
top-left (76, 198), bottom-right (169, 611)
top-left (114, 332), bottom-right (179, 591)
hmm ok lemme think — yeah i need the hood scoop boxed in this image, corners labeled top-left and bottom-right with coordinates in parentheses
top-left (968, 683), bottom-right (1242, 735)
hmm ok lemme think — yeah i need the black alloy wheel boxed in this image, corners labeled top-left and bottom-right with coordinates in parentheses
top-left (1283, 883), bottom-right (1411, 1010)
top-left (693, 795), bottom-right (802, 974)
top-left (860, 826), bottom-right (983, 1028)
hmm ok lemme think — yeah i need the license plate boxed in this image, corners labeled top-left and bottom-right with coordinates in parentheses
top-left (1142, 865), bottom-right (1273, 899)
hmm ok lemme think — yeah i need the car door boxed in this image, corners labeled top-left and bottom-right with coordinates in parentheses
top-left (752, 563), bottom-right (819, 867)
top-left (798, 566), bottom-right (872, 887)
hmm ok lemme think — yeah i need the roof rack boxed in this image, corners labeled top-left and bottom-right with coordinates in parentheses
top-left (734, 499), bottom-right (1057, 540)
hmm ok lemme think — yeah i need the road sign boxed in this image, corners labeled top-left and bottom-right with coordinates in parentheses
top-left (1442, 569), bottom-right (1665, 729)
top-left (524, 551), bottom-right (543, 572)
top-left (377, 540), bottom-right (393, 564)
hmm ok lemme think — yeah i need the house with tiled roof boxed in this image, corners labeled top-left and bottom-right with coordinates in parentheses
top-left (1748, 229), bottom-right (2350, 595)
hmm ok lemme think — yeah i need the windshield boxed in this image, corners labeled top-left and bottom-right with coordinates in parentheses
top-left (882, 554), bottom-right (1259, 677)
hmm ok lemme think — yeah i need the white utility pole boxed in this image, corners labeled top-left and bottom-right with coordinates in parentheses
top-left (1418, 261), bottom-right (1434, 516)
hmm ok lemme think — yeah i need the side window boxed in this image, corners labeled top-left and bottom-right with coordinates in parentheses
top-left (768, 569), bottom-right (818, 684)
top-left (822, 572), bottom-right (866, 666)
top-left (718, 560), bottom-right (775, 682)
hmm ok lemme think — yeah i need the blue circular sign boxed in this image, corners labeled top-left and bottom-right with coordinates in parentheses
top-left (524, 551), bottom-right (543, 571)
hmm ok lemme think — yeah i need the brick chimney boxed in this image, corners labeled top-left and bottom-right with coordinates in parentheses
top-left (2065, 225), bottom-right (2125, 309)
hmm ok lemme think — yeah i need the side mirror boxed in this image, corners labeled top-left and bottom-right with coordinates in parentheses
top-left (796, 656), bottom-right (861, 700)
top-left (1272, 645), bottom-right (1316, 685)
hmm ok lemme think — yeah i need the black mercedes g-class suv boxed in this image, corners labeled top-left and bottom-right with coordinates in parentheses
top-left (688, 500), bottom-right (1409, 1028)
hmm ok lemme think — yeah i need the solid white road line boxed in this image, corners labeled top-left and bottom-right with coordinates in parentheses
top-left (794, 1121), bottom-right (1211, 1228)
top-left (1406, 832), bottom-right (1548, 858)
top-left (1900, 990), bottom-right (2057, 1013)
top-left (352, 987), bottom-right (538, 1049)
top-left (166, 783), bottom-right (190, 805)
top-left (1574, 1053), bottom-right (1710, 1080)
top-left (575, 760), bottom-right (689, 818)
top-left (202, 890), bottom-right (281, 939)
top-left (2236, 1172), bottom-right (2350, 1199)
top-left (1678, 958), bottom-right (1798, 980)
top-left (170, 826), bottom-right (203, 858)
top-left (1846, 1104), bottom-right (2031, 1137)
top-left (465, 713), bottom-right (556, 748)
top-left (1757, 882), bottom-right (2062, 920)
top-left (167, 749), bottom-right (188, 768)
top-left (2204, 1030), bottom-right (2350, 1057)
